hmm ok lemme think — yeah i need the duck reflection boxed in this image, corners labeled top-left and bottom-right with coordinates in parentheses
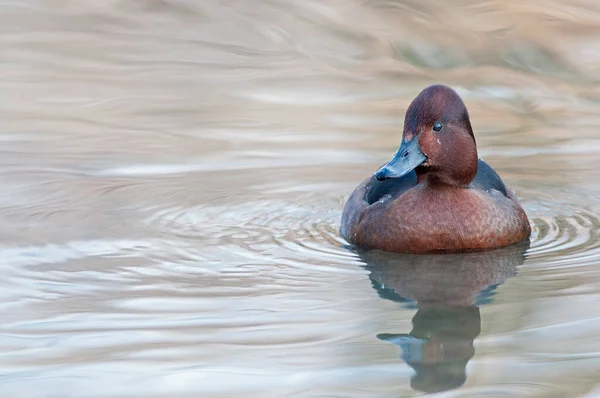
top-left (361, 242), bottom-right (528, 393)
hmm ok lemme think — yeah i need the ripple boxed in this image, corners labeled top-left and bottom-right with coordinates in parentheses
top-left (525, 194), bottom-right (600, 269)
top-left (145, 187), bottom-right (600, 275)
top-left (145, 198), bottom-right (362, 271)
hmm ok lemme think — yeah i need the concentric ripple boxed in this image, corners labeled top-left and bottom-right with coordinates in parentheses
top-left (145, 187), bottom-right (600, 273)
top-left (145, 196), bottom-right (361, 270)
top-left (524, 194), bottom-right (600, 269)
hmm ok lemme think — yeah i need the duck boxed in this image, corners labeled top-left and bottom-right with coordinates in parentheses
top-left (340, 84), bottom-right (531, 254)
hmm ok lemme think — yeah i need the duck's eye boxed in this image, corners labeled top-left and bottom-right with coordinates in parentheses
top-left (433, 122), bottom-right (443, 132)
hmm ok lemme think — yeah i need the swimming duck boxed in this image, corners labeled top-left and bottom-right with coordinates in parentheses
top-left (340, 84), bottom-right (531, 254)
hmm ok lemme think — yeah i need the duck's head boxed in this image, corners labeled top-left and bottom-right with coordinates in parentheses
top-left (375, 84), bottom-right (478, 186)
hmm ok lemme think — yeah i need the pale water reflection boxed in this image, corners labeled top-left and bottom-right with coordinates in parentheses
top-left (1, 0), bottom-right (600, 397)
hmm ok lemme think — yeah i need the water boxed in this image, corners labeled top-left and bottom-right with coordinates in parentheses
top-left (2, 0), bottom-right (600, 396)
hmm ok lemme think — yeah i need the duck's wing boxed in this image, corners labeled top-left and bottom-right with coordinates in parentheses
top-left (364, 170), bottom-right (418, 205)
top-left (358, 159), bottom-right (509, 205)
top-left (472, 159), bottom-right (510, 198)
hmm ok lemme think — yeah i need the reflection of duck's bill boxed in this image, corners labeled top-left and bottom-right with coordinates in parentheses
top-left (377, 333), bottom-right (428, 362)
top-left (377, 333), bottom-right (418, 345)
top-left (374, 138), bottom-right (426, 181)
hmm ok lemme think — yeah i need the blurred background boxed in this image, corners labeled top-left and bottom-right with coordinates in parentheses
top-left (1, 0), bottom-right (600, 396)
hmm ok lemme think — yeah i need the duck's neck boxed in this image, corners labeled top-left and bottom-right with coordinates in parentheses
top-left (416, 168), bottom-right (472, 188)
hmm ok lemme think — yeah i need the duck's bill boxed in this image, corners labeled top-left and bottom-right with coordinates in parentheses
top-left (374, 138), bottom-right (426, 181)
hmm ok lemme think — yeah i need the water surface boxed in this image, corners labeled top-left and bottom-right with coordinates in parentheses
top-left (2, 1), bottom-right (600, 396)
